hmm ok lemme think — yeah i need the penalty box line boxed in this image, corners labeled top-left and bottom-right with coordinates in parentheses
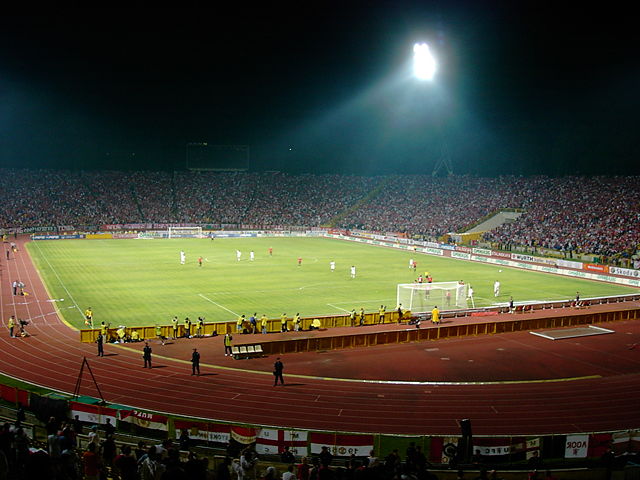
top-left (198, 294), bottom-right (239, 317)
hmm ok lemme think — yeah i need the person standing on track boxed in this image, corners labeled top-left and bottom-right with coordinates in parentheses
top-left (273, 357), bottom-right (284, 386)
top-left (96, 333), bottom-right (104, 357)
top-left (143, 342), bottom-right (152, 368)
top-left (155, 325), bottom-right (166, 345)
top-left (197, 317), bottom-right (204, 337)
top-left (191, 348), bottom-right (200, 376)
top-left (8, 315), bottom-right (16, 338)
top-left (431, 305), bottom-right (440, 325)
top-left (224, 333), bottom-right (233, 356)
top-left (172, 316), bottom-right (179, 339)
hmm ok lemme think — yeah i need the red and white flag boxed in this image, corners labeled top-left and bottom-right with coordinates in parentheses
top-left (174, 420), bottom-right (231, 443)
top-left (119, 409), bottom-right (168, 431)
top-left (309, 432), bottom-right (373, 457)
top-left (256, 428), bottom-right (308, 456)
top-left (70, 402), bottom-right (117, 425)
top-left (231, 426), bottom-right (257, 445)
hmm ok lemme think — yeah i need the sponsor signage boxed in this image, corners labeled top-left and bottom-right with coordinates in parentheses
top-left (512, 253), bottom-right (536, 262)
top-left (32, 234), bottom-right (83, 240)
top-left (21, 226), bottom-right (55, 233)
top-left (557, 259), bottom-right (583, 269)
top-left (584, 263), bottom-right (609, 273)
top-left (424, 247), bottom-right (444, 256)
top-left (609, 266), bottom-right (640, 278)
top-left (472, 248), bottom-right (492, 256)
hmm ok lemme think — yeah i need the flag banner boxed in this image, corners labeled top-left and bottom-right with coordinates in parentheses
top-left (256, 428), bottom-right (308, 456)
top-left (440, 437), bottom-right (459, 464)
top-left (588, 433), bottom-right (612, 458)
top-left (473, 437), bottom-right (528, 456)
top-left (70, 402), bottom-right (117, 425)
top-left (525, 438), bottom-right (541, 459)
top-left (174, 420), bottom-right (231, 443)
top-left (309, 432), bottom-right (374, 457)
top-left (231, 426), bottom-right (257, 444)
top-left (565, 435), bottom-right (589, 458)
top-left (612, 430), bottom-right (640, 454)
top-left (118, 409), bottom-right (168, 431)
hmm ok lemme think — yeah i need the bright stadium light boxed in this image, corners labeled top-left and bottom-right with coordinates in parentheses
top-left (413, 42), bottom-right (436, 81)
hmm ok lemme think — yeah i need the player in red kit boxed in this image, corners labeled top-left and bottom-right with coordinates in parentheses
top-left (297, 257), bottom-right (302, 267)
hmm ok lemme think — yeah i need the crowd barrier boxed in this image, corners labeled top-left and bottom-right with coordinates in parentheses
top-left (79, 311), bottom-right (402, 343)
top-left (236, 307), bottom-right (640, 355)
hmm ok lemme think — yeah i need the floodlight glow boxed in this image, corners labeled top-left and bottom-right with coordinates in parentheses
top-left (413, 42), bottom-right (436, 80)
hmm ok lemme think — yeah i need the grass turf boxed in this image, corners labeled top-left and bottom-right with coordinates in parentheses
top-left (27, 237), bottom-right (638, 329)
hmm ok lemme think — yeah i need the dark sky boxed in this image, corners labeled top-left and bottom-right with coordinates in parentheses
top-left (0, 4), bottom-right (638, 175)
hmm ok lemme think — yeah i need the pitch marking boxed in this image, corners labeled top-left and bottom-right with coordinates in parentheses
top-left (198, 294), bottom-right (239, 316)
top-left (327, 303), bottom-right (350, 313)
top-left (32, 241), bottom-right (84, 320)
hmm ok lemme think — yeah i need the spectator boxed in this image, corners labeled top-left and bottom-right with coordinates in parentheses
top-left (113, 444), bottom-right (138, 480)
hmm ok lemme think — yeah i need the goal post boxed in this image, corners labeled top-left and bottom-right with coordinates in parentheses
top-left (167, 226), bottom-right (204, 238)
top-left (397, 282), bottom-right (468, 313)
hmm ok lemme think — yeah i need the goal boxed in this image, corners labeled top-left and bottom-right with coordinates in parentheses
top-left (167, 226), bottom-right (204, 238)
top-left (397, 282), bottom-right (468, 313)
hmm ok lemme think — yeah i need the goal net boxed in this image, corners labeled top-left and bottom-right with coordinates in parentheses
top-left (397, 282), bottom-right (468, 313)
top-left (168, 226), bottom-right (204, 238)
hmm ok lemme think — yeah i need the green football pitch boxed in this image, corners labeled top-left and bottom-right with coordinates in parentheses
top-left (27, 237), bottom-right (638, 329)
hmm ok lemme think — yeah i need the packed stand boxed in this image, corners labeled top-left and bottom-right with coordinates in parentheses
top-left (337, 175), bottom-right (535, 240)
top-left (482, 176), bottom-right (640, 258)
top-left (243, 173), bottom-right (379, 227)
top-left (0, 169), bottom-right (638, 257)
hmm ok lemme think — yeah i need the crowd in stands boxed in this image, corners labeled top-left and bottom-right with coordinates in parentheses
top-left (0, 413), bottom-right (563, 480)
top-left (482, 176), bottom-right (640, 259)
top-left (0, 169), bottom-right (638, 258)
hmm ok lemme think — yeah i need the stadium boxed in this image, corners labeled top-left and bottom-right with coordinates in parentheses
top-left (1, 8), bottom-right (639, 480)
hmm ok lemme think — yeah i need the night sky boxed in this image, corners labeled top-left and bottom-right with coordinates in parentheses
top-left (1, 4), bottom-right (638, 175)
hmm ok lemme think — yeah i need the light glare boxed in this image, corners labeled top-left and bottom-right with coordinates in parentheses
top-left (413, 42), bottom-right (436, 80)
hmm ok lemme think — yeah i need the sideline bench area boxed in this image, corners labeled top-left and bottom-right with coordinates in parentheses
top-left (231, 344), bottom-right (264, 359)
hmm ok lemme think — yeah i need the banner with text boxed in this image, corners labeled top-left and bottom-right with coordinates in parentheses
top-left (309, 432), bottom-right (374, 457)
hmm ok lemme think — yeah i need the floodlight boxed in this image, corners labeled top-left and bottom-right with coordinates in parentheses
top-left (413, 42), bottom-right (436, 80)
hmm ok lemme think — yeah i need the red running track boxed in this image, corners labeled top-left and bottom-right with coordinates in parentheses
top-left (1, 237), bottom-right (639, 436)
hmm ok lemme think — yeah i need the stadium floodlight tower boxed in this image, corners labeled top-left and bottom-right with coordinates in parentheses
top-left (413, 42), bottom-right (452, 176)
top-left (413, 42), bottom-right (437, 81)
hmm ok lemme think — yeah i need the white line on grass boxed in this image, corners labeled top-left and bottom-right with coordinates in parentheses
top-left (327, 299), bottom-right (393, 306)
top-left (32, 241), bottom-right (84, 320)
top-left (327, 303), bottom-right (350, 313)
top-left (198, 294), bottom-right (239, 317)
